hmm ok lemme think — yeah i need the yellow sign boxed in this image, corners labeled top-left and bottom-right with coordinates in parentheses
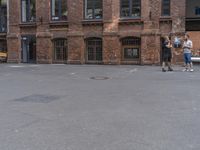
top-left (0, 52), bottom-right (7, 57)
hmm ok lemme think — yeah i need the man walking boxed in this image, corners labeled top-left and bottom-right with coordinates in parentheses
top-left (182, 34), bottom-right (194, 72)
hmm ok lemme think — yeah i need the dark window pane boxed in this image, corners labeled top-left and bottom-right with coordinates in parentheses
top-left (122, 37), bottom-right (141, 46)
top-left (121, 0), bottom-right (130, 17)
top-left (52, 0), bottom-right (59, 20)
top-left (61, 0), bottom-right (67, 20)
top-left (195, 7), bottom-right (200, 15)
top-left (132, 0), bottom-right (140, 17)
top-left (85, 0), bottom-right (102, 19)
top-left (30, 0), bottom-right (36, 21)
top-left (22, 0), bottom-right (28, 22)
top-left (121, 0), bottom-right (141, 18)
top-left (0, 2), bottom-right (7, 32)
top-left (94, 0), bottom-right (102, 19)
top-left (54, 39), bottom-right (68, 61)
top-left (162, 0), bottom-right (170, 16)
top-left (124, 48), bottom-right (139, 59)
top-left (94, 8), bottom-right (102, 19)
top-left (88, 46), bottom-right (94, 61)
top-left (21, 0), bottom-right (36, 22)
top-left (0, 0), bottom-right (7, 5)
top-left (87, 38), bottom-right (102, 61)
top-left (51, 0), bottom-right (67, 21)
top-left (29, 37), bottom-right (36, 61)
top-left (96, 46), bottom-right (102, 60)
top-left (122, 37), bottom-right (140, 60)
top-left (86, 0), bottom-right (93, 19)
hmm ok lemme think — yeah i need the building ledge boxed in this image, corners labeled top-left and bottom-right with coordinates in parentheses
top-left (159, 16), bottom-right (172, 22)
top-left (82, 20), bottom-right (103, 26)
top-left (121, 60), bottom-right (140, 65)
top-left (49, 21), bottom-right (69, 28)
top-left (52, 60), bottom-right (68, 64)
top-left (119, 18), bottom-right (143, 25)
top-left (19, 22), bottom-right (37, 28)
top-left (0, 32), bottom-right (7, 36)
top-left (186, 17), bottom-right (200, 21)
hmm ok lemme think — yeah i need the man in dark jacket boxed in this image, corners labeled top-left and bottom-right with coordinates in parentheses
top-left (162, 36), bottom-right (173, 72)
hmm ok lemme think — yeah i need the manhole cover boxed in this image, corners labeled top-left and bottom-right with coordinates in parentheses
top-left (90, 76), bottom-right (110, 80)
top-left (13, 94), bottom-right (59, 103)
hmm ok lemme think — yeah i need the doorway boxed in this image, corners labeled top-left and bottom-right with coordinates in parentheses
top-left (21, 35), bottom-right (36, 63)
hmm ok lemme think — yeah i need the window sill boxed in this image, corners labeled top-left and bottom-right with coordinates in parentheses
top-left (0, 32), bottom-right (7, 35)
top-left (159, 16), bottom-right (172, 21)
top-left (82, 20), bottom-right (103, 25)
top-left (19, 22), bottom-right (37, 28)
top-left (186, 17), bottom-right (200, 21)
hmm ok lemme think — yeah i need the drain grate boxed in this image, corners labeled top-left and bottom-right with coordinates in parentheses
top-left (13, 94), bottom-right (59, 103)
top-left (90, 76), bottom-right (110, 80)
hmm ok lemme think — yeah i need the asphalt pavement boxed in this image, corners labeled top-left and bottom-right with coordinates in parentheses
top-left (0, 64), bottom-right (200, 150)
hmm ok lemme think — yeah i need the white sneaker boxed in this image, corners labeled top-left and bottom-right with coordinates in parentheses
top-left (190, 69), bottom-right (194, 72)
top-left (182, 68), bottom-right (189, 72)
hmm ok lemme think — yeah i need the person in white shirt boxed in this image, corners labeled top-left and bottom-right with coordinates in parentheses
top-left (182, 34), bottom-right (194, 72)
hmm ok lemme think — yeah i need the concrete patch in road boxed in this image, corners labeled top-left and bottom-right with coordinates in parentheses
top-left (13, 94), bottom-right (60, 103)
top-left (90, 76), bottom-right (110, 80)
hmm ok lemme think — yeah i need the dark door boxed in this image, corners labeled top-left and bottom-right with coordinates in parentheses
top-left (21, 36), bottom-right (36, 63)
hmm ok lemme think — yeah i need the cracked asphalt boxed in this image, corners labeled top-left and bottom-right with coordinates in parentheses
top-left (0, 64), bottom-right (200, 150)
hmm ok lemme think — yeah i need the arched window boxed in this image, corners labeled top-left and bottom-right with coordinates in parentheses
top-left (85, 0), bottom-right (102, 19)
top-left (121, 0), bottom-right (141, 18)
top-left (121, 37), bottom-right (141, 60)
top-left (53, 39), bottom-right (68, 62)
top-left (86, 38), bottom-right (102, 62)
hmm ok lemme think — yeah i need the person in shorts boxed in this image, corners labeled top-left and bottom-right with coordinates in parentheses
top-left (162, 36), bottom-right (173, 72)
top-left (182, 34), bottom-right (194, 72)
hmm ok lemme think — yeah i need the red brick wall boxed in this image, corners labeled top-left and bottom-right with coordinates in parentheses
top-left (188, 31), bottom-right (200, 56)
top-left (7, 0), bottom-right (187, 65)
top-left (68, 36), bottom-right (84, 64)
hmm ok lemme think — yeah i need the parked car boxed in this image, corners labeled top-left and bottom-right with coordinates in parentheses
top-left (0, 50), bottom-right (7, 62)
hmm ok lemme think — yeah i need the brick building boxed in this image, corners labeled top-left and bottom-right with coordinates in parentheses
top-left (186, 0), bottom-right (200, 56)
top-left (5, 0), bottom-right (191, 64)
